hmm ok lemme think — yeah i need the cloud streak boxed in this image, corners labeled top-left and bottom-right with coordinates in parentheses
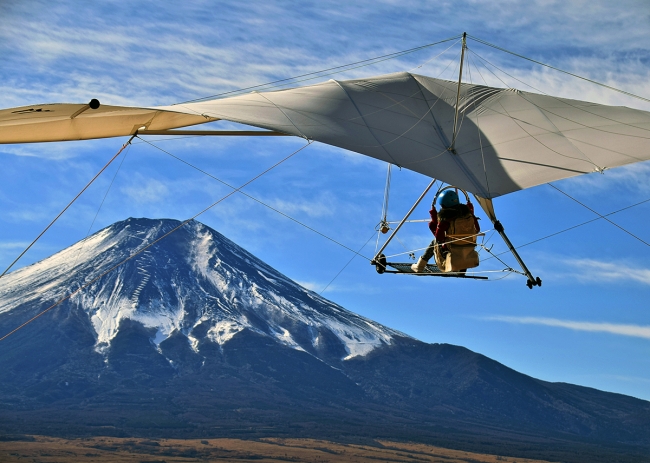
top-left (2, 0), bottom-right (648, 111)
top-left (295, 279), bottom-right (381, 295)
top-left (556, 161), bottom-right (650, 196)
top-left (562, 258), bottom-right (650, 286)
top-left (484, 315), bottom-right (650, 340)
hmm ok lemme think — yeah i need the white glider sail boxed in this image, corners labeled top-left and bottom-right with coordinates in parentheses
top-left (1, 72), bottom-right (649, 199)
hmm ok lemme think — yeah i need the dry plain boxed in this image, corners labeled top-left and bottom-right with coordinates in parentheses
top-left (0, 435), bottom-right (557, 463)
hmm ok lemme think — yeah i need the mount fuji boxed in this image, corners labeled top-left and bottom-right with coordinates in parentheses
top-left (0, 218), bottom-right (648, 463)
top-left (0, 217), bottom-right (399, 361)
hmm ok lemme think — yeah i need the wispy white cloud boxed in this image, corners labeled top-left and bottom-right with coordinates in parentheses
top-left (484, 315), bottom-right (650, 340)
top-left (5, 209), bottom-right (53, 223)
top-left (266, 194), bottom-right (336, 219)
top-left (121, 178), bottom-right (169, 204)
top-left (0, 143), bottom-right (86, 161)
top-left (557, 162), bottom-right (650, 196)
top-left (561, 258), bottom-right (650, 286)
top-left (0, 242), bottom-right (30, 269)
top-left (295, 279), bottom-right (381, 295)
top-left (295, 280), bottom-right (323, 292)
top-left (0, 241), bottom-right (30, 250)
top-left (520, 252), bottom-right (650, 287)
top-left (3, 0), bottom-right (647, 112)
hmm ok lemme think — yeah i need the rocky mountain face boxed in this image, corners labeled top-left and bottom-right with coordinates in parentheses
top-left (0, 218), bottom-right (648, 463)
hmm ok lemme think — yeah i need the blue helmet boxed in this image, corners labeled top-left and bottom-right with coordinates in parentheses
top-left (438, 190), bottom-right (460, 208)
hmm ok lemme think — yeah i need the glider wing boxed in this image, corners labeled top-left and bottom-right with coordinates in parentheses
top-left (2, 72), bottom-right (649, 198)
top-left (0, 103), bottom-right (214, 144)
top-left (177, 72), bottom-right (650, 198)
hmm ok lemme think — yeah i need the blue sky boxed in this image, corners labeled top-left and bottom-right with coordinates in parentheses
top-left (1, 0), bottom-right (649, 401)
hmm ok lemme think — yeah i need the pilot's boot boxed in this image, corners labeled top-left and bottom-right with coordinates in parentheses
top-left (411, 257), bottom-right (428, 273)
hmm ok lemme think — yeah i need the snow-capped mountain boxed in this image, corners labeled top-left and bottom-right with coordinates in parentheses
top-left (1, 217), bottom-right (649, 463)
top-left (0, 217), bottom-right (401, 360)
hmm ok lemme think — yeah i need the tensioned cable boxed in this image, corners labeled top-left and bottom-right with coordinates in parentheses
top-left (175, 48), bottom-right (465, 155)
top-left (382, 225), bottom-right (487, 260)
top-left (0, 135), bottom-right (136, 282)
top-left (548, 183), bottom-right (650, 247)
top-left (326, 45), bottom-right (462, 147)
top-left (358, 56), bottom-right (465, 167)
top-left (465, 53), bottom-right (493, 199)
top-left (376, 164), bottom-right (393, 254)
top-left (468, 49), bottom-right (650, 142)
top-left (138, 137), bottom-right (372, 260)
top-left (179, 35), bottom-right (462, 104)
top-left (331, 57), bottom-right (460, 149)
top-left (173, 47), bottom-right (464, 157)
top-left (320, 231), bottom-right (376, 295)
top-left (466, 49), bottom-right (637, 207)
top-left (376, 180), bottom-right (445, 260)
top-left (408, 38), bottom-right (462, 72)
top-left (0, 141), bottom-right (311, 342)
top-left (466, 49), bottom-right (604, 172)
top-left (393, 235), bottom-right (415, 260)
top-left (479, 243), bottom-right (519, 274)
top-left (467, 34), bottom-right (650, 105)
top-left (70, 143), bottom-right (132, 273)
top-left (481, 196), bottom-right (650, 264)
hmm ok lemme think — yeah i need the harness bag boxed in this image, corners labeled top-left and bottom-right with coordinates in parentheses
top-left (434, 213), bottom-right (480, 272)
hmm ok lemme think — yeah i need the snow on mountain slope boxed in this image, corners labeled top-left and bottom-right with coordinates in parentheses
top-left (0, 218), bottom-right (406, 359)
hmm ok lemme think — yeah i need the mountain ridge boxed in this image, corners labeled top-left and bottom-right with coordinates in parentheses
top-left (0, 217), bottom-right (648, 463)
top-left (0, 217), bottom-right (405, 361)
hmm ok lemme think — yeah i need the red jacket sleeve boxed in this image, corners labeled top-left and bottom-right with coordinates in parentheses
top-left (428, 209), bottom-right (438, 235)
top-left (429, 208), bottom-right (450, 242)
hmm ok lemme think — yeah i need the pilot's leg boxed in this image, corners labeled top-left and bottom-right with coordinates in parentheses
top-left (411, 239), bottom-right (435, 272)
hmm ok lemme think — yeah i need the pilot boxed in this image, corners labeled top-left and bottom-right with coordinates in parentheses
top-left (411, 190), bottom-right (480, 273)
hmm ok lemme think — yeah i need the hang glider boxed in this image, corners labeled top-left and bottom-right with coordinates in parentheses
top-left (1, 41), bottom-right (649, 288)
top-left (2, 73), bottom-right (649, 198)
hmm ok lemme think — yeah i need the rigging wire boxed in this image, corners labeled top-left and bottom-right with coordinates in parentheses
top-left (393, 235), bottom-right (416, 260)
top-left (0, 141), bottom-right (312, 343)
top-left (466, 48), bottom-right (605, 171)
top-left (548, 183), bottom-right (650, 247)
top-left (467, 49), bottom-right (650, 144)
top-left (375, 164), bottom-right (393, 253)
top-left (70, 143), bottom-right (132, 273)
top-left (0, 135), bottom-right (136, 282)
top-left (137, 137), bottom-right (373, 260)
top-left (320, 231), bottom-right (377, 295)
top-left (176, 47), bottom-right (466, 157)
top-left (394, 45), bottom-right (646, 170)
top-left (179, 35), bottom-right (462, 104)
top-left (162, 39), bottom-right (649, 282)
top-left (408, 38), bottom-right (462, 72)
top-left (466, 34), bottom-right (650, 105)
top-left (382, 230), bottom-right (488, 260)
top-left (479, 243), bottom-right (518, 273)
top-left (5, 35), bottom-right (647, 304)
top-left (481, 196), bottom-right (650, 264)
top-left (465, 53), bottom-right (493, 200)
